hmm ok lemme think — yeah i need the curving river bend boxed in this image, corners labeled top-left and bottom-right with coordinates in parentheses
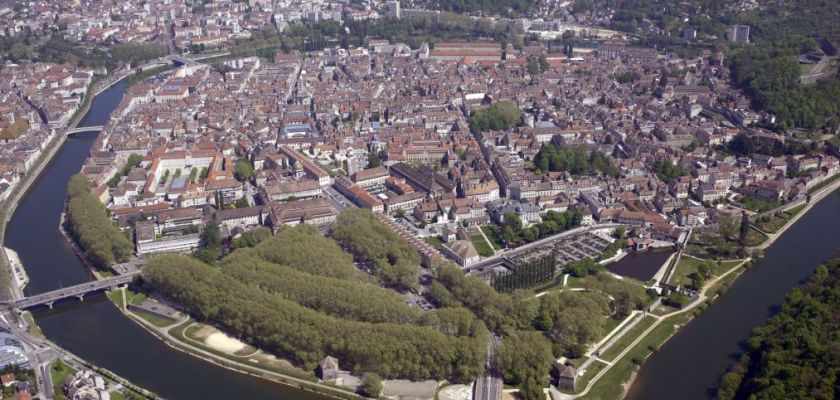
top-left (8, 79), bottom-right (328, 400)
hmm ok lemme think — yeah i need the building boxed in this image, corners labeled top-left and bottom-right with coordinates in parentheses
top-left (728, 25), bottom-right (750, 43)
top-left (386, 1), bottom-right (400, 18)
top-left (214, 206), bottom-right (262, 231)
top-left (318, 356), bottom-right (339, 381)
top-left (135, 221), bottom-right (201, 255)
top-left (0, 332), bottom-right (29, 369)
top-left (263, 198), bottom-right (338, 230)
top-left (553, 363), bottom-right (577, 391)
top-left (441, 240), bottom-right (480, 267)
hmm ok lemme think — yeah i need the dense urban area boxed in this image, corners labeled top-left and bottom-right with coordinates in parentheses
top-left (0, 0), bottom-right (838, 399)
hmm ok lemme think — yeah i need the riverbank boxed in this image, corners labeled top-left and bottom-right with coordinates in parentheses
top-left (108, 287), bottom-right (361, 400)
top-left (0, 132), bottom-right (67, 300)
top-left (558, 179), bottom-right (840, 400)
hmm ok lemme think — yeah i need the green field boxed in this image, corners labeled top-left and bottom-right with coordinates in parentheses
top-left (598, 315), bottom-right (657, 362)
top-left (671, 257), bottom-right (744, 288)
top-left (480, 226), bottom-right (504, 250)
top-left (581, 313), bottom-right (692, 400)
top-left (469, 235), bottom-right (494, 257)
top-left (424, 236), bottom-right (443, 250)
top-left (755, 204), bottom-right (806, 233)
top-left (51, 359), bottom-right (76, 400)
top-left (130, 309), bottom-right (176, 328)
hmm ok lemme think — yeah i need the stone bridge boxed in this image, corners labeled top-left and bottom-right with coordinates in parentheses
top-left (65, 126), bottom-right (104, 134)
top-left (4, 271), bottom-right (140, 310)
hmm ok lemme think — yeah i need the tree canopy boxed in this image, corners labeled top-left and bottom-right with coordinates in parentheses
top-left (65, 174), bottom-right (132, 269)
top-left (331, 209), bottom-right (420, 290)
top-left (717, 259), bottom-right (840, 400)
top-left (469, 101), bottom-right (522, 134)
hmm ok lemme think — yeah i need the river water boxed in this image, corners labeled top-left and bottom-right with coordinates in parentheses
top-left (8, 79), bottom-right (328, 400)
top-left (627, 189), bottom-right (840, 399)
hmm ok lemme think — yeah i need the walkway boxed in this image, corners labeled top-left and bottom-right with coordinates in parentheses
top-left (560, 258), bottom-right (751, 399)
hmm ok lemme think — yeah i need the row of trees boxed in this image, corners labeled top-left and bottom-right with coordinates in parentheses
top-left (534, 291), bottom-right (611, 358)
top-left (331, 209), bottom-right (420, 290)
top-left (717, 259), bottom-right (840, 399)
top-left (494, 209), bottom-right (584, 248)
top-left (142, 255), bottom-right (488, 382)
top-left (255, 224), bottom-right (362, 280)
top-left (491, 254), bottom-right (556, 292)
top-left (534, 143), bottom-right (619, 177)
top-left (221, 248), bottom-right (423, 325)
top-left (429, 262), bottom-right (535, 333)
top-left (65, 174), bottom-right (132, 269)
top-left (107, 153), bottom-right (142, 188)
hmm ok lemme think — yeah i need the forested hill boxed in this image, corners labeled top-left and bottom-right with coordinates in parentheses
top-left (716, 258), bottom-right (840, 400)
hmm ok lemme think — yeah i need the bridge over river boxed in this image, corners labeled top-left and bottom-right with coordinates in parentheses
top-left (4, 271), bottom-right (139, 310)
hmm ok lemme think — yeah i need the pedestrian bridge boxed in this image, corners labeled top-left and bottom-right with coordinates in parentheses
top-left (65, 126), bottom-right (104, 134)
top-left (4, 271), bottom-right (140, 310)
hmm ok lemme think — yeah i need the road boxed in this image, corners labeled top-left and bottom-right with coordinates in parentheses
top-left (473, 333), bottom-right (502, 400)
top-left (322, 185), bottom-right (357, 211)
top-left (465, 223), bottom-right (622, 272)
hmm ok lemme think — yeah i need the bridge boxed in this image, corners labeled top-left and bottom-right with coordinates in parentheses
top-left (65, 126), bottom-right (104, 134)
top-left (7, 271), bottom-right (140, 310)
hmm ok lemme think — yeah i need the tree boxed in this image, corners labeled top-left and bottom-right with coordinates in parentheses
top-left (234, 159), bottom-right (254, 182)
top-left (360, 372), bottom-right (383, 397)
top-left (738, 211), bottom-right (750, 247)
top-left (235, 197), bottom-right (250, 208)
top-left (698, 262), bottom-right (711, 279)
top-left (367, 151), bottom-right (382, 168)
top-left (494, 331), bottom-right (552, 400)
top-left (718, 215), bottom-right (737, 241)
top-left (613, 226), bottom-right (626, 239)
top-left (469, 101), bottom-right (522, 134)
top-left (200, 221), bottom-right (222, 258)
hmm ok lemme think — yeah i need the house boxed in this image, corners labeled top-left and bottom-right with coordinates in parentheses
top-left (553, 363), bottom-right (577, 391)
top-left (214, 206), bottom-right (262, 231)
top-left (1, 373), bottom-right (15, 387)
top-left (351, 166), bottom-right (389, 188)
top-left (318, 356), bottom-right (339, 381)
top-left (441, 240), bottom-right (481, 267)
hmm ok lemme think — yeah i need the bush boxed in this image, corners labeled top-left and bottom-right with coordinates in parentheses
top-left (359, 372), bottom-right (383, 397)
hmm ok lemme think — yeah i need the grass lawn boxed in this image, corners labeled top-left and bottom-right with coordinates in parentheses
top-left (755, 204), bottom-right (806, 233)
top-left (559, 359), bottom-right (608, 394)
top-left (107, 289), bottom-right (125, 309)
top-left (670, 256), bottom-right (709, 287)
top-left (603, 315), bottom-right (624, 336)
top-left (21, 311), bottom-right (43, 339)
top-left (130, 309), bottom-right (176, 328)
top-left (481, 226), bottom-right (504, 250)
top-left (424, 236), bottom-right (443, 250)
top-left (469, 235), bottom-right (494, 257)
top-left (707, 264), bottom-right (747, 297)
top-left (109, 392), bottom-right (127, 400)
top-left (598, 315), bottom-right (657, 362)
top-left (128, 290), bottom-right (148, 306)
top-left (582, 312), bottom-right (693, 400)
top-left (739, 196), bottom-right (781, 213)
top-left (745, 227), bottom-right (768, 247)
top-left (51, 359), bottom-right (76, 400)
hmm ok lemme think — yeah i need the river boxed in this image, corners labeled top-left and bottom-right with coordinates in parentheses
top-left (8, 79), bottom-right (329, 400)
top-left (626, 188), bottom-right (840, 400)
